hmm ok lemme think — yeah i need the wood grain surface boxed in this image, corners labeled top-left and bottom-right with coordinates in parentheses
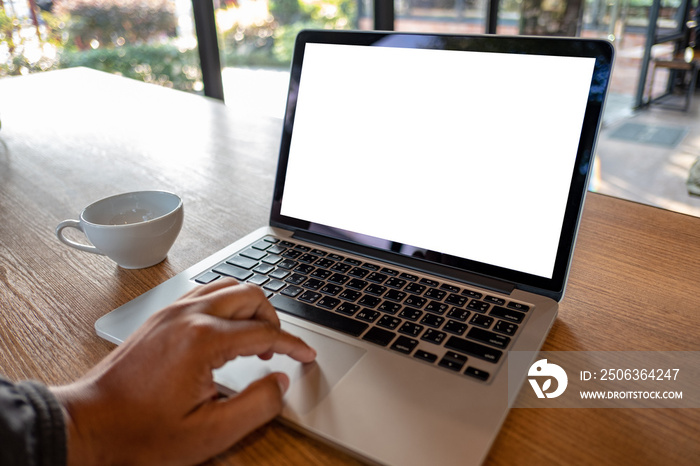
top-left (0, 68), bottom-right (698, 465)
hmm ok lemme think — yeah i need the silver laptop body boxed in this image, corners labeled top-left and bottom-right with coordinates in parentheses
top-left (96, 30), bottom-right (614, 466)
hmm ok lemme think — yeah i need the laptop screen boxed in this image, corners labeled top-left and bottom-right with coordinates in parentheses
top-left (271, 31), bottom-right (613, 299)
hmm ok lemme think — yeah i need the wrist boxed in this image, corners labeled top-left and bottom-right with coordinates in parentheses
top-left (51, 384), bottom-right (98, 466)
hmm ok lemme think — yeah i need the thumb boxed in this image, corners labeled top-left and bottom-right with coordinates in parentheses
top-left (204, 372), bottom-right (290, 448)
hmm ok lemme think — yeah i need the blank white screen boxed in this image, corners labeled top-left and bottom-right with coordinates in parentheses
top-left (280, 43), bottom-right (595, 278)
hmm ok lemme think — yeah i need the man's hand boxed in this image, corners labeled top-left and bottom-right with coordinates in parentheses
top-left (52, 278), bottom-right (316, 465)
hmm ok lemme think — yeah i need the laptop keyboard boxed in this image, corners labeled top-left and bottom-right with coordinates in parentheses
top-left (194, 235), bottom-right (533, 382)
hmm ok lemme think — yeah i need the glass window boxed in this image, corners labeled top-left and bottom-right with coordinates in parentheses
top-left (215, 0), bottom-right (367, 118)
top-left (1, 0), bottom-right (203, 92)
top-left (387, 0), bottom-right (700, 217)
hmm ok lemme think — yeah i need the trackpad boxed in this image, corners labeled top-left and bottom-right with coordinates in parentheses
top-left (213, 321), bottom-right (366, 415)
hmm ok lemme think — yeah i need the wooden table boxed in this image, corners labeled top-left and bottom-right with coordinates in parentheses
top-left (1, 68), bottom-right (698, 465)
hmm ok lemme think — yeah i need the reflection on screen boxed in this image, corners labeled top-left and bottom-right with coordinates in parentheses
top-left (280, 43), bottom-right (595, 278)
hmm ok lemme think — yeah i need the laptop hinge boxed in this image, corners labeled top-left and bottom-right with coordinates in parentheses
top-left (293, 231), bottom-right (516, 295)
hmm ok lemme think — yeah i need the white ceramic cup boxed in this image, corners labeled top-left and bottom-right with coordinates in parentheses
top-left (55, 191), bottom-right (184, 269)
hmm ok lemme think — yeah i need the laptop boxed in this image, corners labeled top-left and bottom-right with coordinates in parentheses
top-left (96, 30), bottom-right (614, 465)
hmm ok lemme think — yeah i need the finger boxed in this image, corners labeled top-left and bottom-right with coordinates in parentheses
top-left (182, 277), bottom-right (239, 299)
top-left (186, 282), bottom-right (279, 325)
top-left (204, 320), bottom-right (317, 368)
top-left (195, 373), bottom-right (289, 450)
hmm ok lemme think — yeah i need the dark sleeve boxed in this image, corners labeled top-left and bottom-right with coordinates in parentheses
top-left (0, 375), bottom-right (67, 466)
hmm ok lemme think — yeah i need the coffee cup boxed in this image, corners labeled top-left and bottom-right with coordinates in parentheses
top-left (55, 191), bottom-right (184, 269)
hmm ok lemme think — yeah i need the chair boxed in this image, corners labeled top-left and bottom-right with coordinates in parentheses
top-left (647, 47), bottom-right (699, 111)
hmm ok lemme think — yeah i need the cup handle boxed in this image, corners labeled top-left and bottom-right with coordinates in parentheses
top-left (55, 220), bottom-right (104, 255)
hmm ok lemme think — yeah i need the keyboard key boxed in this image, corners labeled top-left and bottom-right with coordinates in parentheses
top-left (348, 267), bottom-right (369, 278)
top-left (269, 268), bottom-right (290, 279)
top-left (419, 278), bottom-right (439, 287)
top-left (195, 271), bottom-right (220, 284)
top-left (445, 336), bottom-right (503, 363)
top-left (447, 308), bottom-right (470, 321)
top-left (507, 301), bottom-right (531, 312)
top-left (280, 285), bottom-right (303, 297)
top-left (337, 303), bottom-right (360, 316)
top-left (444, 320), bottom-right (468, 335)
top-left (241, 248), bottom-right (267, 260)
top-left (316, 258), bottom-right (335, 268)
top-left (285, 273), bottom-right (307, 285)
top-left (404, 296), bottom-right (427, 308)
top-left (261, 254), bottom-right (283, 265)
top-left (317, 296), bottom-right (341, 310)
top-left (362, 327), bottom-right (396, 346)
top-left (311, 269), bottom-right (332, 280)
top-left (470, 314), bottom-right (494, 328)
top-left (294, 244), bottom-right (311, 252)
top-left (424, 301), bottom-right (448, 315)
top-left (461, 289), bottom-right (483, 299)
top-left (485, 295), bottom-right (506, 306)
top-left (405, 283), bottom-right (426, 295)
top-left (347, 278), bottom-right (368, 290)
top-left (328, 273), bottom-right (350, 285)
top-left (294, 264), bottom-right (314, 274)
top-left (367, 272), bottom-right (388, 283)
top-left (331, 262), bottom-right (352, 273)
top-left (466, 327), bottom-right (511, 349)
top-left (391, 336), bottom-right (418, 354)
top-left (213, 263), bottom-right (253, 281)
top-left (269, 295), bottom-right (369, 337)
top-left (298, 291), bottom-right (321, 303)
top-left (445, 293), bottom-right (467, 307)
top-left (464, 366), bottom-right (490, 381)
top-left (424, 288), bottom-right (446, 300)
top-left (302, 278), bottom-right (324, 290)
top-left (339, 289), bottom-right (362, 301)
top-left (253, 263), bottom-right (275, 274)
top-left (362, 263), bottom-right (380, 271)
top-left (490, 306), bottom-right (526, 324)
top-left (277, 259), bottom-right (298, 270)
top-left (439, 351), bottom-right (467, 371)
top-left (468, 300), bottom-right (490, 313)
top-left (381, 267), bottom-right (399, 276)
top-left (420, 314), bottom-right (445, 328)
top-left (356, 309), bottom-right (380, 323)
top-left (440, 283), bottom-right (460, 293)
top-left (399, 321), bottom-right (424, 337)
top-left (262, 280), bottom-right (286, 292)
top-left (298, 253), bottom-right (319, 263)
top-left (344, 258), bottom-right (362, 266)
top-left (358, 296), bottom-right (381, 307)
top-left (247, 274), bottom-right (269, 286)
top-left (494, 320), bottom-right (518, 336)
top-left (252, 240), bottom-right (273, 251)
top-left (421, 328), bottom-right (446, 345)
top-left (377, 315), bottom-right (401, 330)
top-left (378, 301), bottom-right (402, 315)
top-left (398, 308), bottom-right (422, 321)
top-left (320, 284), bottom-right (343, 296)
top-left (414, 350), bottom-right (438, 363)
top-left (267, 245), bottom-right (285, 255)
top-left (366, 284), bottom-right (387, 296)
top-left (399, 273), bottom-right (418, 281)
top-left (385, 289), bottom-right (407, 302)
top-left (282, 249), bottom-right (302, 259)
top-left (386, 277), bottom-right (407, 289)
